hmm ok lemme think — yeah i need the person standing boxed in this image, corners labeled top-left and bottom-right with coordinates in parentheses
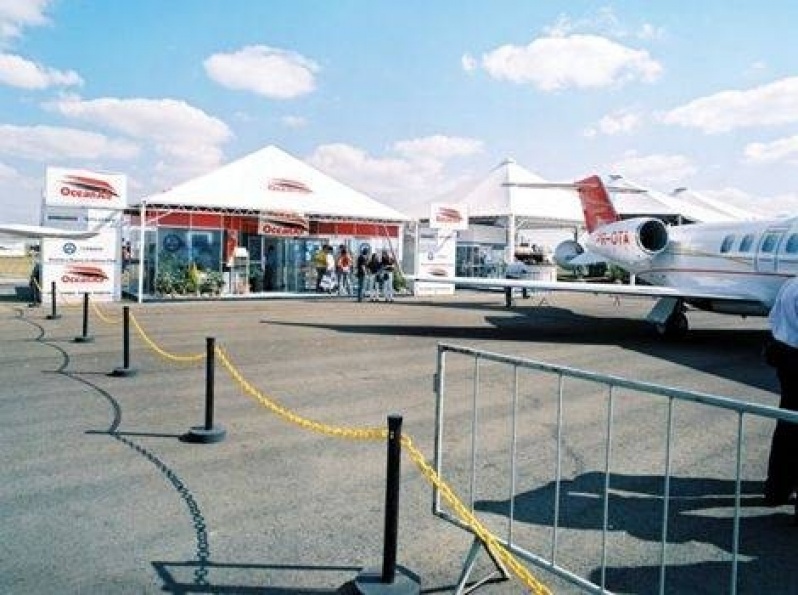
top-left (28, 255), bottom-right (41, 307)
top-left (356, 247), bottom-right (369, 302)
top-left (380, 249), bottom-right (396, 302)
top-left (336, 246), bottom-right (353, 296)
top-left (764, 276), bottom-right (798, 505)
top-left (313, 244), bottom-right (328, 292)
top-left (367, 252), bottom-right (382, 302)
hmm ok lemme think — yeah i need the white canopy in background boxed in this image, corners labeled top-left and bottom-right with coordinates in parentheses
top-left (427, 158), bottom-right (584, 227)
top-left (607, 175), bottom-right (760, 222)
top-left (134, 145), bottom-right (410, 222)
top-left (669, 187), bottom-right (763, 222)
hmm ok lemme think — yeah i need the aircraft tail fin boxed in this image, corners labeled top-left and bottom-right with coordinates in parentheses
top-left (575, 175), bottom-right (621, 233)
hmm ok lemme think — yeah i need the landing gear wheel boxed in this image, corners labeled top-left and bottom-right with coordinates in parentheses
top-left (656, 311), bottom-right (689, 339)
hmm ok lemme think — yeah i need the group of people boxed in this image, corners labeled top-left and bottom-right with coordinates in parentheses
top-left (313, 244), bottom-right (397, 301)
top-left (355, 246), bottom-right (396, 302)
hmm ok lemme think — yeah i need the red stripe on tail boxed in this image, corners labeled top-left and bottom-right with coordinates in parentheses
top-left (575, 175), bottom-right (620, 233)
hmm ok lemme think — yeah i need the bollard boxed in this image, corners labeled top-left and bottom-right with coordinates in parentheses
top-left (111, 306), bottom-right (137, 377)
top-left (183, 337), bottom-right (226, 444)
top-left (73, 292), bottom-right (94, 343)
top-left (353, 415), bottom-right (420, 595)
top-left (46, 281), bottom-right (61, 320)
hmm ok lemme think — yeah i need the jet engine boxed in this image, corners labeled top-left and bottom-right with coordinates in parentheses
top-left (553, 240), bottom-right (585, 268)
top-left (585, 217), bottom-right (669, 267)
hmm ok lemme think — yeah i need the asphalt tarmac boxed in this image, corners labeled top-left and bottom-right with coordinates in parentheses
top-left (0, 288), bottom-right (793, 594)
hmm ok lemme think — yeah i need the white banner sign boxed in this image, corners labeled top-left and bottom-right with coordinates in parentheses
top-left (45, 167), bottom-right (127, 210)
top-left (41, 229), bottom-right (119, 302)
top-left (414, 227), bottom-right (456, 295)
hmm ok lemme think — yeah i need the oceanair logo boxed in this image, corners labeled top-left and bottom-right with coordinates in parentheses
top-left (259, 210), bottom-right (310, 236)
top-left (267, 178), bottom-right (312, 193)
top-left (59, 175), bottom-right (119, 201)
top-left (61, 265), bottom-right (109, 284)
top-left (434, 206), bottom-right (463, 224)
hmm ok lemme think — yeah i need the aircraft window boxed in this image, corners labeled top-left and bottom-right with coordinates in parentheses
top-left (720, 235), bottom-right (735, 253)
top-left (786, 234), bottom-right (798, 254)
top-left (761, 233), bottom-right (779, 253)
top-left (739, 234), bottom-right (755, 252)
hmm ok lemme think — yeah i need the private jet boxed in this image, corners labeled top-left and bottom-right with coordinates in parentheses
top-left (411, 175), bottom-right (796, 337)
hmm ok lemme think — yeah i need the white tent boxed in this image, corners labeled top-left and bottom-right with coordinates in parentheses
top-left (135, 145), bottom-right (410, 222)
top-left (669, 187), bottom-right (762, 222)
top-left (430, 158), bottom-right (584, 226)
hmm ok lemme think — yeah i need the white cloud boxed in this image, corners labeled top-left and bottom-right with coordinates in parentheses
top-left (0, 0), bottom-right (51, 43)
top-left (584, 109), bottom-right (642, 137)
top-left (543, 7), bottom-right (663, 40)
top-left (611, 152), bottom-right (696, 185)
top-left (0, 53), bottom-right (82, 89)
top-left (0, 124), bottom-right (139, 160)
top-left (662, 76), bottom-right (798, 133)
top-left (307, 136), bottom-right (483, 207)
top-left (475, 34), bottom-right (661, 91)
top-left (392, 135), bottom-right (483, 160)
top-left (45, 95), bottom-right (231, 183)
top-left (744, 134), bottom-right (798, 164)
top-left (204, 45), bottom-right (318, 99)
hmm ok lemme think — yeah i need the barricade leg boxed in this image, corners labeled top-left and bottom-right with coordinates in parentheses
top-left (453, 536), bottom-right (509, 595)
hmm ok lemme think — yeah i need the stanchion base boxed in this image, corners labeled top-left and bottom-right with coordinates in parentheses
top-left (46, 314), bottom-right (62, 320)
top-left (353, 566), bottom-right (420, 595)
top-left (110, 366), bottom-right (138, 377)
top-left (73, 335), bottom-right (95, 343)
top-left (182, 425), bottom-right (226, 444)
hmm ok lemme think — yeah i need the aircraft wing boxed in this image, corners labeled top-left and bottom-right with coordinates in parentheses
top-left (408, 274), bottom-right (742, 302)
top-left (0, 224), bottom-right (102, 239)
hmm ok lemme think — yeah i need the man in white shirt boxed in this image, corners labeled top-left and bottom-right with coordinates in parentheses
top-left (764, 276), bottom-right (798, 506)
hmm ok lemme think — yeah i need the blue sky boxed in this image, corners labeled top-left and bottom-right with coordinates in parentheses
top-left (1, 0), bottom-right (797, 223)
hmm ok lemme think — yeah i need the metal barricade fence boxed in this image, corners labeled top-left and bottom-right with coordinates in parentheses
top-left (431, 342), bottom-right (798, 595)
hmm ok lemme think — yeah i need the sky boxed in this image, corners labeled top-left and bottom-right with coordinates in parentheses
top-left (1, 0), bottom-right (797, 224)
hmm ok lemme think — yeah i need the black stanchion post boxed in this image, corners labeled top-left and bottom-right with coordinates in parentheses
top-left (183, 337), bottom-right (226, 444)
top-left (353, 415), bottom-right (420, 595)
top-left (382, 415), bottom-right (401, 583)
top-left (46, 281), bottom-right (61, 320)
top-left (73, 292), bottom-right (94, 343)
top-left (111, 306), bottom-right (137, 377)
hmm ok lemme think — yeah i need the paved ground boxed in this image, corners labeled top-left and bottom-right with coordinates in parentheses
top-left (0, 287), bottom-right (794, 594)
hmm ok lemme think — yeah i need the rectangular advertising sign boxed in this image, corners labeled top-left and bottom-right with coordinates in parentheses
top-left (45, 167), bottom-right (127, 211)
top-left (41, 228), bottom-right (119, 303)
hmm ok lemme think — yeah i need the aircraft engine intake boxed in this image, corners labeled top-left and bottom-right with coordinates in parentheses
top-left (585, 217), bottom-right (669, 268)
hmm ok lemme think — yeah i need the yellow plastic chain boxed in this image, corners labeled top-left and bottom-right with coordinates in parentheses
top-left (91, 301), bottom-right (121, 325)
top-left (128, 312), bottom-right (206, 363)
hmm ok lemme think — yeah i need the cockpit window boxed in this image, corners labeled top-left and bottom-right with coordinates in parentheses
top-left (720, 235), bottom-right (735, 253)
top-left (739, 234), bottom-right (755, 252)
top-left (786, 234), bottom-right (798, 254)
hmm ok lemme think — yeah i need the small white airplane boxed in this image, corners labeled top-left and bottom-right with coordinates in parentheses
top-left (411, 175), bottom-right (796, 337)
top-left (0, 223), bottom-right (103, 240)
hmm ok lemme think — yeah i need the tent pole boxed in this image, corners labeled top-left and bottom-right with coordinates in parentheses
top-left (137, 200), bottom-right (146, 304)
